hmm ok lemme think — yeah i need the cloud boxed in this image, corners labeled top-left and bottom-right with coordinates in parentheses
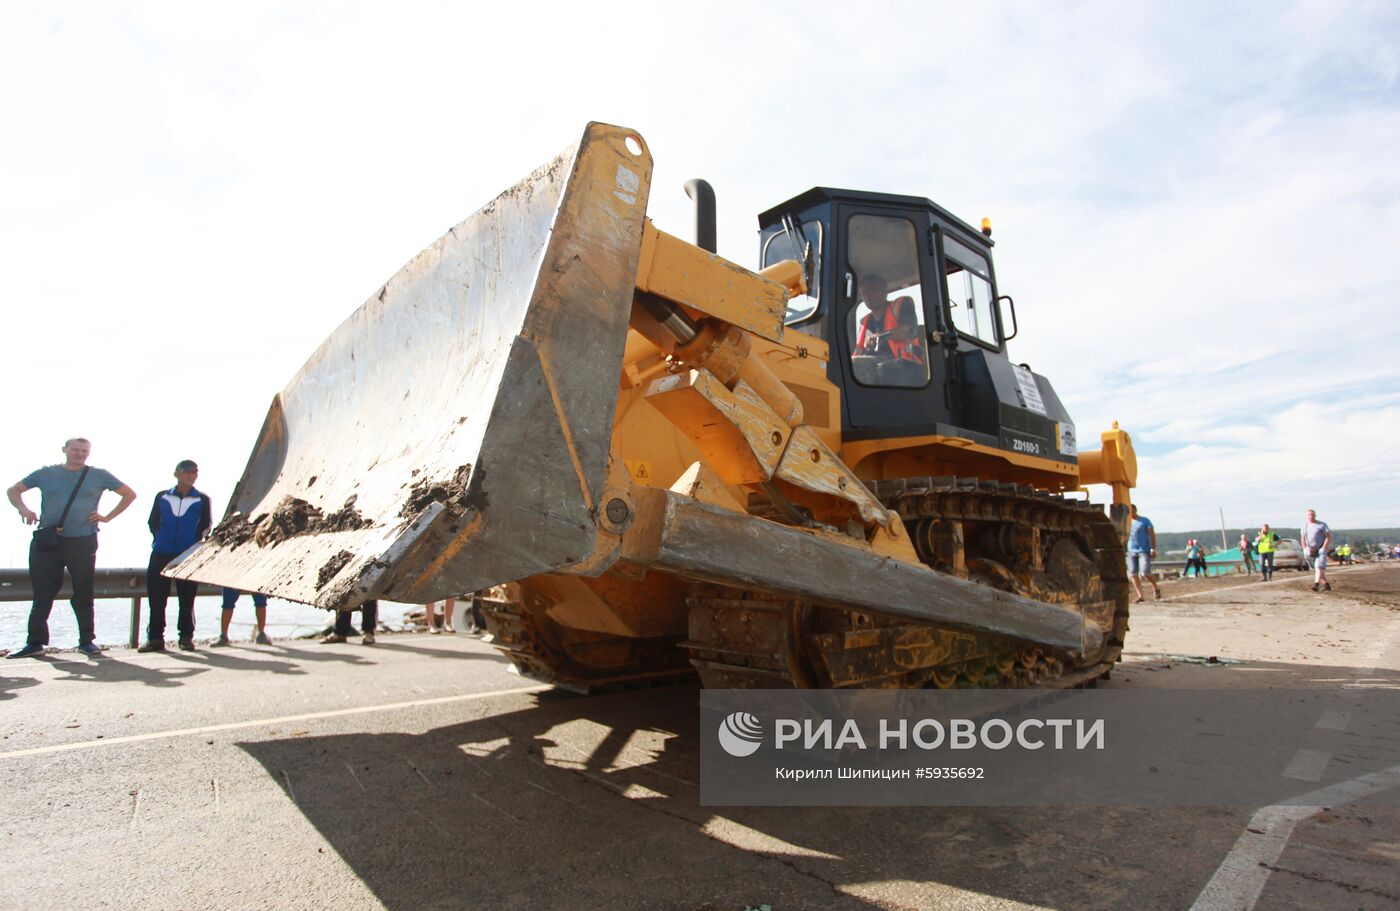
top-left (2, 0), bottom-right (1398, 573)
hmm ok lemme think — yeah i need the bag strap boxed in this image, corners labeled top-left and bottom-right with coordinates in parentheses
top-left (55, 467), bottom-right (90, 531)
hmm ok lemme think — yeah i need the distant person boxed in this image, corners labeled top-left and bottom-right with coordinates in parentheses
top-left (465, 592), bottom-right (487, 635)
top-left (139, 460), bottom-right (211, 652)
top-left (1125, 504), bottom-right (1161, 603)
top-left (1301, 509), bottom-right (1332, 592)
top-left (1239, 533), bottom-right (1256, 575)
top-left (321, 600), bottom-right (378, 645)
top-left (213, 588), bottom-right (272, 647)
top-left (1184, 539), bottom-right (1208, 578)
top-left (1255, 524), bottom-right (1280, 581)
top-left (6, 438), bottom-right (136, 659)
top-left (426, 597), bottom-right (456, 634)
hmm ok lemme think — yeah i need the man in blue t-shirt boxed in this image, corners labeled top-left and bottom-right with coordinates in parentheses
top-left (1126, 503), bottom-right (1161, 603)
top-left (6, 438), bottom-right (137, 657)
top-left (1301, 508), bottom-right (1332, 592)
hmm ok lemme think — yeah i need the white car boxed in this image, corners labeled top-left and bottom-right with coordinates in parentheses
top-left (1271, 538), bottom-right (1309, 571)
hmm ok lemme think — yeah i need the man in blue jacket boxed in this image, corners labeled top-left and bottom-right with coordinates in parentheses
top-left (139, 460), bottom-right (212, 652)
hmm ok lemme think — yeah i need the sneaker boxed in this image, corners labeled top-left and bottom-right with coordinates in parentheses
top-left (320, 633), bottom-right (347, 644)
top-left (254, 631), bottom-right (272, 646)
top-left (429, 625), bottom-right (442, 635)
top-left (362, 633), bottom-right (376, 645)
top-left (1323, 582), bottom-right (1332, 592)
top-left (178, 639), bottom-right (196, 651)
top-left (443, 623), bottom-right (455, 634)
top-left (210, 635), bottom-right (230, 648)
top-left (7, 643), bottom-right (44, 659)
top-left (1154, 590), bottom-right (1163, 601)
top-left (136, 641), bottom-right (165, 653)
top-left (1312, 583), bottom-right (1320, 592)
top-left (77, 643), bottom-right (102, 656)
top-left (1133, 596), bottom-right (1145, 604)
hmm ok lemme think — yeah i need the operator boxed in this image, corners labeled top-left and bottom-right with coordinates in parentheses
top-left (856, 274), bottom-right (925, 366)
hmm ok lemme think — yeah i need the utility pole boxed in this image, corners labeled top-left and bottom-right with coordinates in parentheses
top-left (1219, 507), bottom-right (1228, 551)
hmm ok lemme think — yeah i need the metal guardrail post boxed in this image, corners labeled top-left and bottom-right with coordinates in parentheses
top-left (129, 597), bottom-right (141, 648)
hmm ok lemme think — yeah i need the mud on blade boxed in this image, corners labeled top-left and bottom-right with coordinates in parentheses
top-left (168, 123), bottom-right (654, 610)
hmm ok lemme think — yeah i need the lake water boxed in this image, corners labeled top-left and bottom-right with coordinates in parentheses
top-left (1, 595), bottom-right (428, 649)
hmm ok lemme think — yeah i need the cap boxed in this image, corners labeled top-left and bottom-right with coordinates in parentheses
top-left (175, 459), bottom-right (199, 472)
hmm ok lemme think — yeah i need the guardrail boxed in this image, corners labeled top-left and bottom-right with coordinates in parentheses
top-left (0, 568), bottom-right (225, 648)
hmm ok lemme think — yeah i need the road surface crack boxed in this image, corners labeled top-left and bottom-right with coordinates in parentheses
top-left (1261, 862), bottom-right (1399, 900)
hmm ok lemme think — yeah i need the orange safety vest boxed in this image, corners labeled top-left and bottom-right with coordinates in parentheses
top-left (857, 297), bottom-right (923, 363)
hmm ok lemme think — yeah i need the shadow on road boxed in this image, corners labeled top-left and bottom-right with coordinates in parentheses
top-left (368, 640), bottom-right (514, 664)
top-left (237, 677), bottom-right (1314, 910)
top-left (46, 655), bottom-right (206, 688)
top-left (0, 672), bottom-right (40, 700)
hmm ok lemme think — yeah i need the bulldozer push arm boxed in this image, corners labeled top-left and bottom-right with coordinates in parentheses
top-left (170, 122), bottom-right (1125, 661)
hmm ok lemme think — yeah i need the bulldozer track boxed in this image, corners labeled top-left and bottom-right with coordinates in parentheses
top-left (481, 477), bottom-right (1129, 691)
top-left (680, 477), bottom-right (1130, 689)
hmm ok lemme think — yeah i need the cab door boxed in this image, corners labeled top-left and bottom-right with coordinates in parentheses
top-left (832, 206), bottom-right (951, 435)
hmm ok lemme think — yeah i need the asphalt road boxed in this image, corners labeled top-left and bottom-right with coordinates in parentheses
top-left (1, 563), bottom-right (1398, 910)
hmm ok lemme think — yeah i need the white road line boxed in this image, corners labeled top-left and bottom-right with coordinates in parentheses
top-left (1189, 764), bottom-right (1400, 911)
top-left (1190, 619), bottom-right (1398, 911)
top-left (1281, 748), bottom-right (1330, 782)
top-left (0, 684), bottom-right (551, 761)
top-left (1315, 709), bottom-right (1350, 731)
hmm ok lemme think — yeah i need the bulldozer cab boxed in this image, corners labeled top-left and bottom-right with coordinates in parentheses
top-left (759, 189), bottom-right (1017, 442)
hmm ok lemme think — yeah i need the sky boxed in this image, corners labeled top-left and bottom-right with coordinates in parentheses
top-left (2, 0), bottom-right (1398, 569)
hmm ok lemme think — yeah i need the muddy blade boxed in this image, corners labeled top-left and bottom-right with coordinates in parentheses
top-left (168, 123), bottom-right (653, 610)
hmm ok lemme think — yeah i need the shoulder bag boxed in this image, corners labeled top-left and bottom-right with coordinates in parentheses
top-left (32, 467), bottom-right (89, 553)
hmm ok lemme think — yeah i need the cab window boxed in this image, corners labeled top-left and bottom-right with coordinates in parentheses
top-left (942, 235), bottom-right (998, 347)
top-left (761, 220), bottom-right (822, 325)
top-left (845, 214), bottom-right (929, 388)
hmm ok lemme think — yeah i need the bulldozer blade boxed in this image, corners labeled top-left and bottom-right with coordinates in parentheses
top-left (624, 487), bottom-right (1091, 655)
top-left (168, 123), bottom-right (654, 610)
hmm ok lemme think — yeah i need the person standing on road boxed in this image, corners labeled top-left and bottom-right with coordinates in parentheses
top-left (6, 438), bottom-right (137, 658)
top-left (139, 460), bottom-right (211, 652)
top-left (1126, 504), bottom-right (1161, 603)
top-left (321, 600), bottom-right (378, 645)
top-left (1255, 524), bottom-right (1279, 581)
top-left (1185, 539), bottom-right (1208, 578)
top-left (1239, 532), bottom-right (1256, 575)
top-left (214, 588), bottom-right (271, 647)
top-left (425, 597), bottom-right (456, 634)
top-left (1302, 509), bottom-right (1332, 592)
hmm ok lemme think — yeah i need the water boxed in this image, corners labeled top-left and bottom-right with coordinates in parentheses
top-left (1, 595), bottom-right (420, 648)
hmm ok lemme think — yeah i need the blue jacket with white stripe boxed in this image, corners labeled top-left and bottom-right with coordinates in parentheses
top-left (148, 486), bottom-right (212, 553)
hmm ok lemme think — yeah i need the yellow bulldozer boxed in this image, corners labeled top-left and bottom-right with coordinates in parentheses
top-left (171, 122), bottom-right (1138, 691)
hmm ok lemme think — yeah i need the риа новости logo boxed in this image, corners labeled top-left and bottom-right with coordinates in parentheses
top-left (717, 712), bottom-right (764, 757)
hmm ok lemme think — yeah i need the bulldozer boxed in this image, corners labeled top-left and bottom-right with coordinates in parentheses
top-left (170, 122), bottom-right (1138, 690)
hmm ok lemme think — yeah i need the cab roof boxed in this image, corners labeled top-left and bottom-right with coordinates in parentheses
top-left (757, 187), bottom-right (995, 249)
